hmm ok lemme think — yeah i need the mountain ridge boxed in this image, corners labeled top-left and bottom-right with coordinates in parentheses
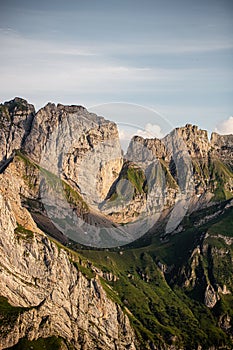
top-left (0, 97), bottom-right (233, 349)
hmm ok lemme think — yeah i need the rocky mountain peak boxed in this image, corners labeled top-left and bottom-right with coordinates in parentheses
top-left (39, 102), bottom-right (87, 116)
top-left (126, 135), bottom-right (168, 163)
top-left (4, 97), bottom-right (35, 116)
top-left (0, 97), bottom-right (35, 168)
top-left (23, 101), bottom-right (123, 206)
top-left (127, 124), bottom-right (211, 163)
top-left (173, 124), bottom-right (210, 158)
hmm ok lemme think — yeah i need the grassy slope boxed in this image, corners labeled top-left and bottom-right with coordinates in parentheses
top-left (79, 205), bottom-right (233, 349)
top-left (209, 159), bottom-right (233, 201)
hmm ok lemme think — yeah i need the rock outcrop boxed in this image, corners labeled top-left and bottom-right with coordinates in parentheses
top-left (23, 103), bottom-right (123, 206)
top-left (174, 124), bottom-right (210, 159)
top-left (211, 132), bottom-right (233, 169)
top-left (0, 191), bottom-right (137, 350)
top-left (101, 124), bottom-right (228, 225)
top-left (0, 98), bottom-right (35, 168)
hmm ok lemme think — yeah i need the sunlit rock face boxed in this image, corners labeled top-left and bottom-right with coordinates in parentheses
top-left (0, 191), bottom-right (136, 350)
top-left (24, 103), bottom-right (123, 206)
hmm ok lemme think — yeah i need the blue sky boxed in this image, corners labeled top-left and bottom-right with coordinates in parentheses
top-left (0, 0), bottom-right (233, 138)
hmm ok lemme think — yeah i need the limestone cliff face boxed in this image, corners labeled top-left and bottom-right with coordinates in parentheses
top-left (0, 149), bottom-right (136, 349)
top-left (101, 124), bottom-right (232, 229)
top-left (179, 201), bottom-right (233, 311)
top-left (0, 156), bottom-right (40, 232)
top-left (211, 132), bottom-right (233, 169)
top-left (126, 124), bottom-right (210, 161)
top-left (174, 124), bottom-right (210, 159)
top-left (0, 98), bottom-right (35, 167)
top-left (2, 98), bottom-right (230, 228)
top-left (101, 124), bottom-right (210, 224)
top-left (23, 103), bottom-right (123, 206)
top-left (0, 192), bottom-right (137, 350)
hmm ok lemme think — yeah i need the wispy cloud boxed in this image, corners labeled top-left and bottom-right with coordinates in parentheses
top-left (88, 40), bottom-right (233, 55)
top-left (0, 31), bottom-right (200, 94)
top-left (0, 29), bottom-right (232, 131)
top-left (136, 123), bottom-right (164, 139)
top-left (0, 29), bottom-right (96, 57)
top-left (118, 123), bottom-right (164, 152)
top-left (1, 30), bottom-right (230, 96)
top-left (215, 116), bottom-right (233, 135)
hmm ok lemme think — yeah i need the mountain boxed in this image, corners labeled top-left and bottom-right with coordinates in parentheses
top-left (0, 97), bottom-right (233, 350)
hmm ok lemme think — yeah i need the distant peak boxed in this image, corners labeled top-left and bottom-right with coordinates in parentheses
top-left (39, 102), bottom-right (87, 114)
top-left (5, 97), bottom-right (29, 105)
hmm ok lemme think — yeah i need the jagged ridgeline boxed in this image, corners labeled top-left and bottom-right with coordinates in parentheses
top-left (0, 97), bottom-right (233, 350)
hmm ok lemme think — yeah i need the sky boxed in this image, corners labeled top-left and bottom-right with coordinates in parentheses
top-left (0, 0), bottom-right (233, 141)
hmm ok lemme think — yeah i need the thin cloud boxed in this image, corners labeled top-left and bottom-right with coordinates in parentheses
top-left (118, 123), bottom-right (164, 152)
top-left (215, 116), bottom-right (233, 135)
top-left (136, 123), bottom-right (164, 139)
top-left (2, 34), bottom-right (228, 96)
top-left (0, 30), bottom-right (96, 57)
top-left (0, 30), bottom-right (232, 125)
top-left (87, 40), bottom-right (233, 55)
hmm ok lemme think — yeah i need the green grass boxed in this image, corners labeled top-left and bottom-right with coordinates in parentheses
top-left (190, 157), bottom-right (233, 202)
top-left (62, 181), bottom-right (88, 211)
top-left (0, 296), bottom-right (30, 336)
top-left (209, 159), bottom-right (233, 202)
top-left (208, 207), bottom-right (233, 237)
top-left (6, 336), bottom-right (73, 350)
top-left (79, 248), bottom-right (207, 346)
top-left (107, 162), bottom-right (147, 204)
top-left (0, 296), bottom-right (27, 317)
top-left (75, 203), bottom-right (233, 349)
top-left (5, 199), bottom-right (232, 349)
top-left (202, 209), bottom-right (233, 292)
top-left (72, 261), bottom-right (95, 280)
top-left (80, 247), bottom-right (222, 348)
top-left (126, 165), bottom-right (147, 194)
top-left (160, 159), bottom-right (178, 189)
top-left (15, 151), bottom-right (39, 190)
top-left (39, 164), bottom-right (89, 213)
top-left (15, 150), bottom-right (38, 169)
top-left (99, 276), bottom-right (123, 305)
top-left (14, 224), bottom-right (34, 241)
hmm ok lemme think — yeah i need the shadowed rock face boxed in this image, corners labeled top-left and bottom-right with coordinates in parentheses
top-left (0, 97), bottom-right (35, 167)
